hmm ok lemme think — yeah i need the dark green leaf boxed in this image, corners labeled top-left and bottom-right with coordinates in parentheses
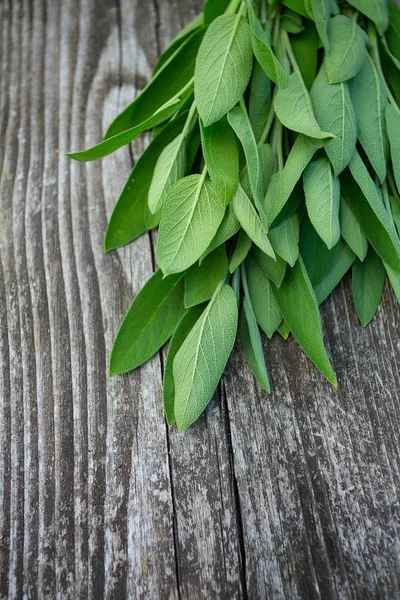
top-left (300, 214), bottom-right (339, 284)
top-left (352, 247), bottom-right (386, 326)
top-left (246, 252), bottom-right (282, 337)
top-left (314, 239), bottom-right (356, 303)
top-left (240, 295), bottom-right (271, 392)
top-left (204, 0), bottom-right (230, 23)
top-left (248, 61), bottom-right (272, 142)
top-left (291, 21), bottom-right (319, 90)
top-left (229, 230), bottom-right (252, 273)
top-left (185, 245), bottom-right (228, 307)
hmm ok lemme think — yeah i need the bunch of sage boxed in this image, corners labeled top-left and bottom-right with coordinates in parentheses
top-left (69, 0), bottom-right (400, 431)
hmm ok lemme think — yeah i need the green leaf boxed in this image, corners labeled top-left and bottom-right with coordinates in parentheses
top-left (157, 173), bottom-right (225, 275)
top-left (163, 304), bottom-right (205, 426)
top-left (349, 54), bottom-right (388, 183)
top-left (269, 213), bottom-right (300, 267)
top-left (185, 245), bottom-right (228, 307)
top-left (314, 239), bottom-right (356, 303)
top-left (340, 196), bottom-right (368, 261)
top-left (386, 1), bottom-right (400, 61)
top-left (259, 143), bottom-right (274, 195)
top-left (271, 257), bottom-right (337, 385)
top-left (153, 14), bottom-right (204, 75)
top-left (229, 230), bottom-right (252, 273)
top-left (67, 97), bottom-right (183, 162)
top-left (240, 295), bottom-right (270, 392)
top-left (106, 28), bottom-right (205, 138)
top-left (341, 153), bottom-right (400, 273)
top-left (173, 284), bottom-right (238, 431)
top-left (278, 320), bottom-right (291, 339)
top-left (386, 104), bottom-right (400, 193)
top-left (291, 21), bottom-right (319, 90)
top-left (300, 214), bottom-right (339, 284)
top-left (274, 72), bottom-right (335, 140)
top-left (246, 253), bottom-right (282, 337)
top-left (105, 113), bottom-right (188, 251)
top-left (385, 262), bottom-right (400, 303)
top-left (266, 135), bottom-right (319, 225)
top-left (325, 15), bottom-right (367, 83)
top-left (281, 10), bottom-right (305, 35)
top-left (203, 0), bottom-right (230, 23)
top-left (200, 117), bottom-right (239, 206)
top-left (248, 61), bottom-right (272, 142)
top-left (247, 5), bottom-right (290, 88)
top-left (200, 203), bottom-right (240, 260)
top-left (352, 247), bottom-right (386, 326)
top-left (311, 65), bottom-right (357, 176)
top-left (306, 0), bottom-right (331, 52)
top-left (194, 13), bottom-right (253, 126)
top-left (283, 0), bottom-right (309, 18)
top-left (228, 104), bottom-right (263, 207)
top-left (252, 246), bottom-right (287, 288)
top-left (304, 157), bottom-right (341, 249)
top-left (232, 185), bottom-right (275, 258)
top-left (148, 133), bottom-right (186, 214)
top-left (346, 0), bottom-right (388, 35)
top-left (110, 269), bottom-right (185, 376)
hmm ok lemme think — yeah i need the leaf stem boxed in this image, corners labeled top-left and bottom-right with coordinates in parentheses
top-left (182, 101), bottom-right (198, 137)
top-left (282, 30), bottom-right (301, 78)
top-left (226, 0), bottom-right (245, 15)
top-left (257, 94), bottom-right (276, 148)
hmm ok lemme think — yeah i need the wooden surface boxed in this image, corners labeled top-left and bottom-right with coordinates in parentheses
top-left (0, 1), bottom-right (399, 598)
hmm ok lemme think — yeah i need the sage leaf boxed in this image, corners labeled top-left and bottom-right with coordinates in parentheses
top-left (300, 214), bottom-right (339, 284)
top-left (157, 173), bottom-right (225, 275)
top-left (232, 185), bottom-right (275, 259)
top-left (271, 257), bottom-right (337, 385)
top-left (325, 15), bottom-right (367, 84)
top-left (200, 117), bottom-right (239, 206)
top-left (269, 213), bottom-right (300, 267)
top-left (148, 133), bottom-right (186, 214)
top-left (266, 135), bottom-right (319, 225)
top-left (340, 196), bottom-right (368, 261)
top-left (252, 246), bottom-right (287, 289)
top-left (346, 0), bottom-right (388, 35)
top-left (105, 113), bottom-right (188, 251)
top-left (246, 253), bottom-right (282, 337)
top-left (110, 270), bottom-right (185, 376)
top-left (352, 247), bottom-right (386, 326)
top-left (349, 55), bottom-right (388, 183)
top-left (173, 284), bottom-right (238, 432)
top-left (311, 65), bottom-right (357, 176)
top-left (163, 304), bottom-right (205, 426)
top-left (305, 0), bottom-right (331, 52)
top-left (274, 72), bottom-right (335, 140)
top-left (248, 61), bottom-right (272, 143)
top-left (386, 104), bottom-right (400, 193)
top-left (185, 245), bottom-right (228, 307)
top-left (203, 0), bottom-right (230, 23)
top-left (304, 157), bottom-right (341, 249)
top-left (281, 10), bottom-right (305, 35)
top-left (240, 295), bottom-right (270, 392)
top-left (260, 144), bottom-right (274, 196)
top-left (283, 0), bottom-right (309, 18)
top-left (194, 13), bottom-right (253, 126)
top-left (291, 21), bottom-right (319, 90)
top-left (200, 204), bottom-right (240, 260)
top-left (314, 240), bottom-right (356, 303)
top-left (229, 230), bottom-right (252, 273)
top-left (228, 104), bottom-right (263, 207)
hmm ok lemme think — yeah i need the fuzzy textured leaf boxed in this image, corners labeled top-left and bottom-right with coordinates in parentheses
top-left (269, 214), bottom-right (300, 266)
top-left (340, 196), bottom-right (368, 261)
top-left (325, 15), bottom-right (367, 83)
top-left (346, 0), bottom-right (388, 35)
top-left (232, 185), bottom-right (275, 258)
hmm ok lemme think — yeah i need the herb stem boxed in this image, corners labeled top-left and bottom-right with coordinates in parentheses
top-left (257, 94), bottom-right (276, 148)
top-left (240, 263), bottom-right (250, 298)
top-left (282, 30), bottom-right (301, 78)
top-left (226, 0), bottom-right (244, 15)
top-left (182, 101), bottom-right (198, 138)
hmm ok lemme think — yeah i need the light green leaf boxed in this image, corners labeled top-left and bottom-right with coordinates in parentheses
top-left (325, 15), bottom-right (367, 83)
top-left (148, 133), bottom-right (186, 214)
top-left (110, 270), bottom-right (185, 376)
top-left (200, 204), bottom-right (240, 260)
top-left (274, 72), bottom-right (335, 140)
top-left (283, 0), bottom-right (309, 18)
top-left (300, 214), bottom-right (339, 284)
top-left (291, 21), bottom-right (319, 90)
top-left (185, 245), bottom-right (228, 307)
top-left (314, 239), bottom-right (356, 303)
top-left (232, 185), bottom-right (275, 258)
top-left (340, 196), bottom-right (368, 261)
top-left (306, 0), bottom-right (331, 52)
top-left (173, 284), bottom-right (238, 431)
top-left (311, 65), bottom-right (357, 176)
top-left (271, 257), bottom-right (337, 385)
top-left (386, 104), bottom-right (400, 193)
top-left (229, 230), bottom-right (252, 273)
top-left (200, 117), bottom-right (239, 205)
top-left (349, 54), bottom-right (388, 182)
top-left (269, 213), bottom-right (300, 267)
top-left (341, 152), bottom-right (400, 273)
top-left (228, 104), bottom-right (263, 207)
top-left (240, 295), bottom-right (270, 392)
top-left (346, 0), bottom-right (388, 35)
top-left (194, 13), bottom-right (253, 126)
top-left (266, 135), bottom-right (319, 225)
top-left (248, 61), bottom-right (272, 142)
top-left (104, 113), bottom-right (188, 251)
top-left (278, 320), bottom-right (291, 339)
top-left (163, 304), bottom-right (205, 426)
top-left (247, 4), bottom-right (289, 88)
top-left (252, 246), bottom-right (287, 288)
top-left (157, 173), bottom-right (225, 275)
top-left (246, 253), bottom-right (282, 337)
top-left (352, 247), bottom-right (386, 326)
top-left (304, 157), bottom-right (341, 249)
top-left (153, 14), bottom-right (204, 75)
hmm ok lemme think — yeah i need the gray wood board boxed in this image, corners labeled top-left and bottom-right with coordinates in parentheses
top-left (0, 0), bottom-right (399, 598)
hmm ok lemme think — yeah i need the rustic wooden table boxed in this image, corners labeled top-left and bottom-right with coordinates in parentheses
top-left (1, 1), bottom-right (400, 598)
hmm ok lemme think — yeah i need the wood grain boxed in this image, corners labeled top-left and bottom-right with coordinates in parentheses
top-left (0, 1), bottom-right (399, 598)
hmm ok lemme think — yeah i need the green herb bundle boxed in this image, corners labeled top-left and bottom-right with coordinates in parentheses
top-left (68, 0), bottom-right (400, 431)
